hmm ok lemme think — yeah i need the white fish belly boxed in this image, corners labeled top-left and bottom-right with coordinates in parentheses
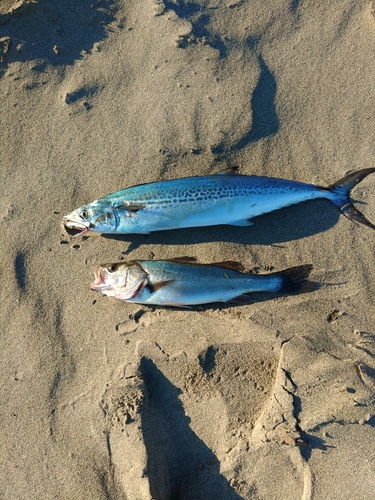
top-left (125, 280), bottom-right (237, 305)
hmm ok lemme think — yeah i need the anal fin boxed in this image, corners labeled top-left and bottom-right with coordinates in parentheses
top-left (228, 294), bottom-right (253, 304)
top-left (230, 219), bottom-right (254, 227)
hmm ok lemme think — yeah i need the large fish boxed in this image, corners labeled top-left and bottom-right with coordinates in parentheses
top-left (64, 167), bottom-right (375, 237)
top-left (90, 257), bottom-right (314, 307)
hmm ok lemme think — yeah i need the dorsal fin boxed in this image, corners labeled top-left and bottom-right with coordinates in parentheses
top-left (214, 166), bottom-right (239, 176)
top-left (212, 260), bottom-right (245, 272)
top-left (168, 257), bottom-right (244, 271)
top-left (168, 256), bottom-right (197, 264)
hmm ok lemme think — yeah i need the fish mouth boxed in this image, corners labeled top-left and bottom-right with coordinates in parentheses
top-left (63, 218), bottom-right (90, 238)
top-left (90, 266), bottom-right (106, 290)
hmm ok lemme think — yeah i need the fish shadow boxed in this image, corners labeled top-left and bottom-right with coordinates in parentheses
top-left (1, 0), bottom-right (116, 67)
top-left (103, 199), bottom-right (340, 253)
top-left (139, 357), bottom-right (244, 500)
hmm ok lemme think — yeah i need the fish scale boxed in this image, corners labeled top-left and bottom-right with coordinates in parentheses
top-left (64, 167), bottom-right (375, 236)
top-left (90, 258), bottom-right (315, 307)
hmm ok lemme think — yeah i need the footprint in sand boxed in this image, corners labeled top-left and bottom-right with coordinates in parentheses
top-left (100, 363), bottom-right (151, 500)
top-left (101, 349), bottom-right (253, 498)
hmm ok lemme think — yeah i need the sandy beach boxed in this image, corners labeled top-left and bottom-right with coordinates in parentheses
top-left (1, 1), bottom-right (375, 498)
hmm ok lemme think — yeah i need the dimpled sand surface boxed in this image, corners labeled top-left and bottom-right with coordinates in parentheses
top-left (1, 1), bottom-right (375, 498)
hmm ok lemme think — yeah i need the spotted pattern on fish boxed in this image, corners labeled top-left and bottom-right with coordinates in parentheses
top-left (64, 167), bottom-right (375, 236)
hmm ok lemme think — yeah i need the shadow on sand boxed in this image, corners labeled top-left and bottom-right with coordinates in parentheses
top-left (0, 0), bottom-right (116, 67)
top-left (103, 199), bottom-right (341, 254)
top-left (139, 357), bottom-right (244, 500)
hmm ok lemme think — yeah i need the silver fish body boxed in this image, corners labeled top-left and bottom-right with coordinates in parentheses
top-left (90, 258), bottom-right (313, 307)
top-left (64, 167), bottom-right (375, 236)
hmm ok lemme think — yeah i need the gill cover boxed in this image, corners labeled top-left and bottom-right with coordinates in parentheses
top-left (91, 262), bottom-right (148, 300)
top-left (64, 201), bottom-right (118, 235)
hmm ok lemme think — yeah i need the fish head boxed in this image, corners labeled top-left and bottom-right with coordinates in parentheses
top-left (64, 201), bottom-right (117, 236)
top-left (90, 261), bottom-right (148, 300)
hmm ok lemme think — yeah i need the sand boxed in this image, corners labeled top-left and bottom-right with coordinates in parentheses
top-left (1, 0), bottom-right (375, 498)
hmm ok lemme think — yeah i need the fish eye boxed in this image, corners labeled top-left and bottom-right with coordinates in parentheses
top-left (80, 210), bottom-right (88, 219)
top-left (107, 264), bottom-right (118, 273)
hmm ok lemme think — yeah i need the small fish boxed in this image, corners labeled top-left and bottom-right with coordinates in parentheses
top-left (64, 167), bottom-right (375, 237)
top-left (90, 257), bottom-right (314, 307)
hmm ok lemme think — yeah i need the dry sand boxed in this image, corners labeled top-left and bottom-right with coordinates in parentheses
top-left (1, 1), bottom-right (375, 498)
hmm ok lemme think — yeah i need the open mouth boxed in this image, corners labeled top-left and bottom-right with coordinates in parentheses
top-left (90, 266), bottom-right (106, 290)
top-left (64, 219), bottom-right (90, 238)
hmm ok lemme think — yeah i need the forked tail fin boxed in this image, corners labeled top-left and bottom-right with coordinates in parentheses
top-left (327, 168), bottom-right (375, 230)
top-left (275, 264), bottom-right (315, 294)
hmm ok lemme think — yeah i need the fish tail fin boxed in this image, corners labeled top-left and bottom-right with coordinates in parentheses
top-left (275, 264), bottom-right (315, 294)
top-left (326, 168), bottom-right (375, 230)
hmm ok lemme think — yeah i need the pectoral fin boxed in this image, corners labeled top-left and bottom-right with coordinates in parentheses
top-left (146, 280), bottom-right (175, 293)
top-left (114, 203), bottom-right (145, 213)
